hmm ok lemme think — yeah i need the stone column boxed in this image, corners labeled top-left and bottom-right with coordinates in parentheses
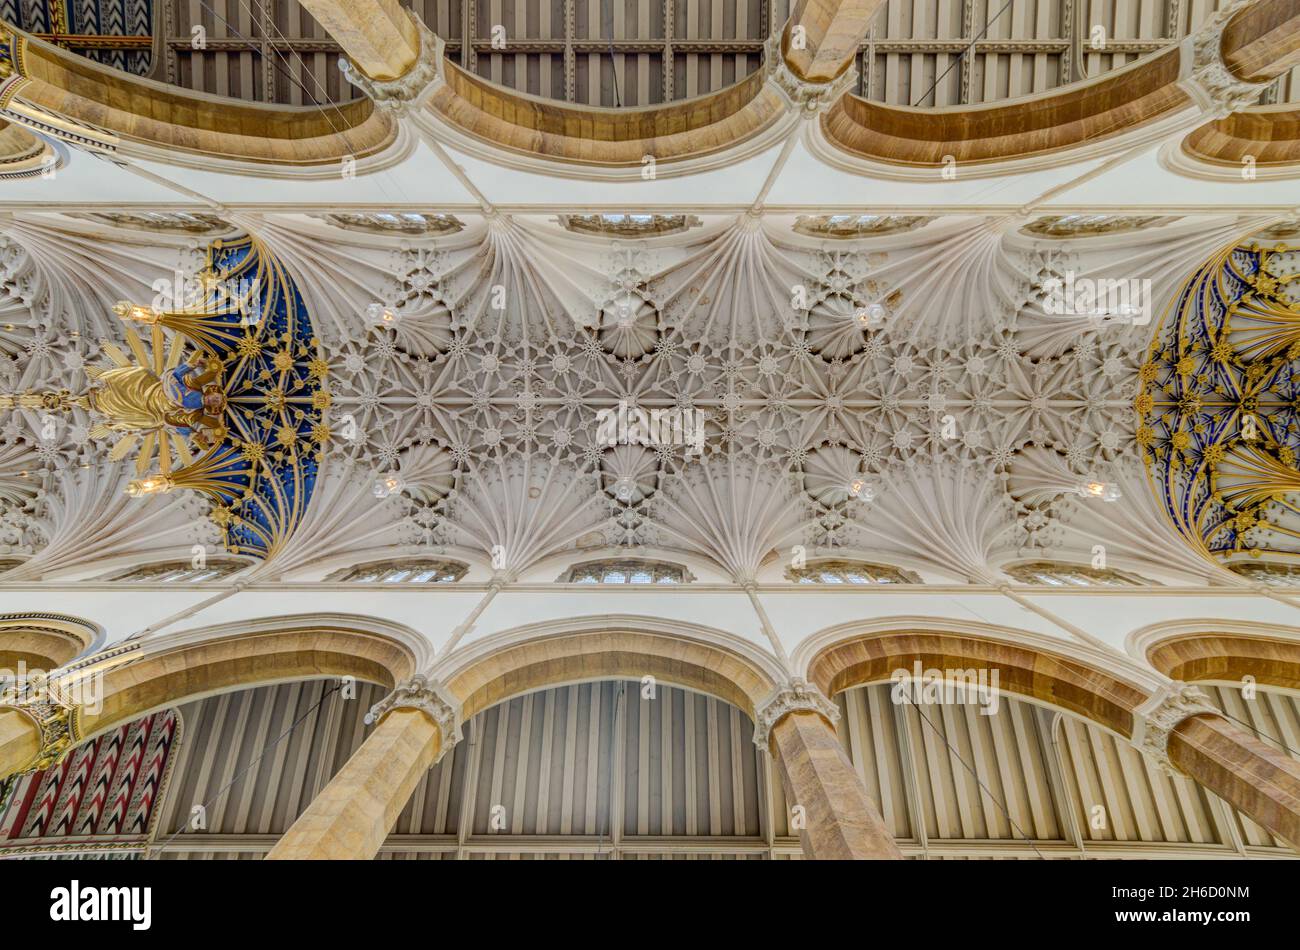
top-left (756, 679), bottom-right (903, 860)
top-left (781, 0), bottom-right (886, 83)
top-left (1220, 0), bottom-right (1300, 84)
top-left (1171, 715), bottom-right (1300, 850)
top-left (1133, 683), bottom-right (1300, 851)
top-left (296, 0), bottom-right (421, 80)
top-left (1181, 0), bottom-right (1297, 118)
top-left (266, 677), bottom-right (460, 860)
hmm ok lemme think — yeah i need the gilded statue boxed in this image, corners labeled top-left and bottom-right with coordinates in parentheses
top-left (86, 356), bottom-right (228, 450)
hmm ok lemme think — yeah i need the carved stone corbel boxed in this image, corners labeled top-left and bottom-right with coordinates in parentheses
top-left (1130, 682), bottom-right (1223, 776)
top-left (1178, 0), bottom-right (1272, 119)
top-left (763, 33), bottom-right (858, 116)
top-left (753, 677), bottom-right (840, 750)
top-left (364, 674), bottom-right (461, 759)
top-left (1, 681), bottom-right (81, 774)
top-left (341, 14), bottom-right (444, 114)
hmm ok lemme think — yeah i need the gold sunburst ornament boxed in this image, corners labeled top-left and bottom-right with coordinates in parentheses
top-left (1137, 237), bottom-right (1300, 563)
top-left (0, 235), bottom-right (327, 560)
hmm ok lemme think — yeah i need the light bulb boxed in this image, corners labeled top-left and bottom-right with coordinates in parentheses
top-left (366, 303), bottom-right (397, 326)
top-left (125, 475), bottom-right (173, 497)
top-left (855, 303), bottom-right (886, 327)
top-left (373, 474), bottom-right (405, 498)
top-left (113, 301), bottom-right (162, 324)
top-left (1079, 479), bottom-right (1120, 502)
top-left (848, 479), bottom-right (873, 501)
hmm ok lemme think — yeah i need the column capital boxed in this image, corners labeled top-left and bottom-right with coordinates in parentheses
top-left (0, 681), bottom-right (81, 774)
top-left (1130, 682), bottom-right (1223, 775)
top-left (1179, 0), bottom-right (1272, 118)
top-left (753, 677), bottom-right (839, 749)
top-left (765, 32), bottom-right (858, 116)
top-left (365, 674), bottom-right (461, 757)
top-left (341, 14), bottom-right (444, 115)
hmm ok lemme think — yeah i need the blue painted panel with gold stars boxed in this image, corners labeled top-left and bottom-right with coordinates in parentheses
top-left (202, 237), bottom-right (328, 559)
top-left (82, 235), bottom-right (329, 560)
top-left (1138, 239), bottom-right (1300, 561)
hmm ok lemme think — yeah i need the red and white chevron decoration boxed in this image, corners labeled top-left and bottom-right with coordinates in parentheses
top-left (0, 708), bottom-right (179, 853)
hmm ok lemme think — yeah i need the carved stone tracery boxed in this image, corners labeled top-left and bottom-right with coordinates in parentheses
top-left (0, 681), bottom-right (81, 774)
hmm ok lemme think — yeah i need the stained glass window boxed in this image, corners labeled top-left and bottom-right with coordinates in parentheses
top-left (785, 560), bottom-right (919, 584)
top-left (563, 559), bottom-right (689, 584)
top-left (332, 559), bottom-right (468, 583)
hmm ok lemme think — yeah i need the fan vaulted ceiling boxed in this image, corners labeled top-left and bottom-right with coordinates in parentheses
top-left (0, 0), bottom-right (1298, 870)
top-left (0, 209), bottom-right (1296, 586)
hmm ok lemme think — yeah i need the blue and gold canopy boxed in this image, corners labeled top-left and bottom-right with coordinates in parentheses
top-left (1138, 238), bottom-right (1300, 562)
top-left (88, 235), bottom-right (328, 559)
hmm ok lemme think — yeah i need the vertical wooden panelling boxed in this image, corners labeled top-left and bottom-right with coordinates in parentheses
top-left (59, 0), bottom-right (1300, 108)
top-left (141, 677), bottom-right (1300, 859)
top-left (858, 0), bottom-right (1283, 108)
top-left (1054, 710), bottom-right (1223, 845)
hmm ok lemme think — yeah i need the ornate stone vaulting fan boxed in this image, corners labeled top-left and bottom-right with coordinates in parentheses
top-left (0, 236), bottom-right (327, 559)
top-left (1138, 237), bottom-right (1300, 563)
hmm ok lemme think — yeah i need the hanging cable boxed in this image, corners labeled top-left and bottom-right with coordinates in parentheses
top-left (596, 681), bottom-right (627, 859)
top-left (194, 0), bottom-right (410, 206)
top-left (1215, 707), bottom-right (1300, 759)
top-left (601, 4), bottom-right (622, 109)
top-left (145, 679), bottom-right (343, 859)
top-left (909, 0), bottom-right (1016, 108)
top-left (902, 694), bottom-right (1047, 859)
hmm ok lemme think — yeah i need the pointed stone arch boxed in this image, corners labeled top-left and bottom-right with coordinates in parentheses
top-left (439, 618), bottom-right (784, 720)
top-left (1139, 621), bottom-right (1300, 693)
top-left (75, 618), bottom-right (421, 741)
top-left (0, 615), bottom-right (422, 779)
top-left (799, 619), bottom-right (1156, 738)
top-left (800, 618), bottom-right (1300, 851)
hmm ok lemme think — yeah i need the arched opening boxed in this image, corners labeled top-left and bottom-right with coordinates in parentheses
top-left (74, 623), bottom-right (417, 742)
top-left (804, 628), bottom-right (1151, 738)
top-left (443, 627), bottom-right (781, 723)
top-left (1148, 630), bottom-right (1300, 692)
